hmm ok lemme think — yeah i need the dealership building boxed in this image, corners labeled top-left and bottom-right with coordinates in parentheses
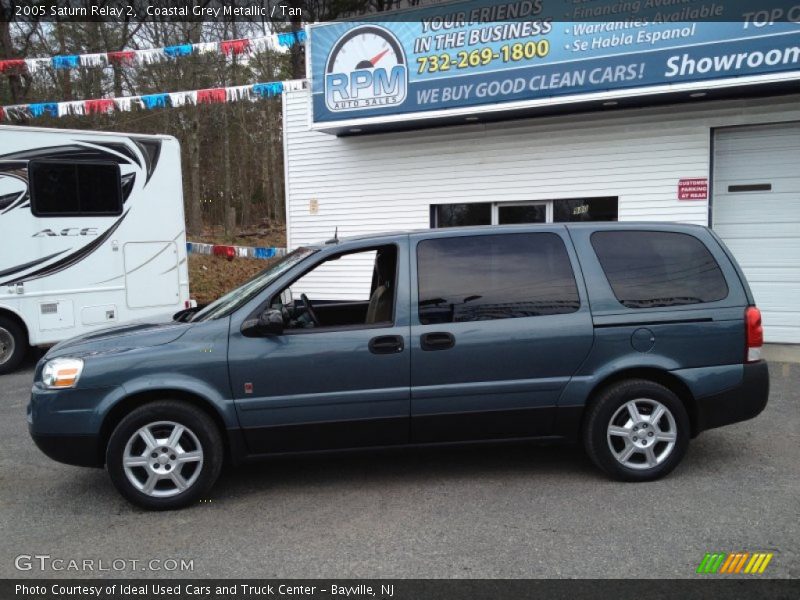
top-left (282, 7), bottom-right (800, 343)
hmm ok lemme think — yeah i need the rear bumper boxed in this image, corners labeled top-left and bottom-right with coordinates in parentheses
top-left (29, 429), bottom-right (104, 468)
top-left (695, 361), bottom-right (769, 433)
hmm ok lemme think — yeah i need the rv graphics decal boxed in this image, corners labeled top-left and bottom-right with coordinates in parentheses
top-left (0, 210), bottom-right (129, 286)
top-left (0, 137), bottom-right (159, 286)
top-left (32, 228), bottom-right (99, 237)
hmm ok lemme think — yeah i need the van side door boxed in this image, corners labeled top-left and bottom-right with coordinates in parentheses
top-left (228, 238), bottom-right (412, 453)
top-left (409, 228), bottom-right (594, 443)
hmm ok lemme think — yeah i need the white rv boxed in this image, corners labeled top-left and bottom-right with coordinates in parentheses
top-left (0, 125), bottom-right (191, 374)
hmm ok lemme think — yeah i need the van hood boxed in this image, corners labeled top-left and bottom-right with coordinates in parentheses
top-left (46, 319), bottom-right (192, 359)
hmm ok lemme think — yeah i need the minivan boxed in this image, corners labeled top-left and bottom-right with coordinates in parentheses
top-left (28, 223), bottom-right (769, 510)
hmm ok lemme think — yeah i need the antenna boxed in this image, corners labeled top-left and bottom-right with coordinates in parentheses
top-left (325, 226), bottom-right (340, 245)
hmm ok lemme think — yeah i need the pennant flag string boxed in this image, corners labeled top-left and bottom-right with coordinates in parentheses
top-left (0, 79), bottom-right (306, 122)
top-left (0, 31), bottom-right (306, 76)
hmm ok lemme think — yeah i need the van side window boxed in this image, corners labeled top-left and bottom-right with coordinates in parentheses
top-left (29, 160), bottom-right (123, 217)
top-left (417, 233), bottom-right (580, 325)
top-left (273, 245), bottom-right (398, 330)
top-left (591, 231), bottom-right (729, 309)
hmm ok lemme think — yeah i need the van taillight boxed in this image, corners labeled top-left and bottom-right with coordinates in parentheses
top-left (745, 306), bottom-right (763, 363)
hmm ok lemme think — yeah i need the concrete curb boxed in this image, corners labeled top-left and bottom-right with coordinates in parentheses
top-left (763, 344), bottom-right (800, 364)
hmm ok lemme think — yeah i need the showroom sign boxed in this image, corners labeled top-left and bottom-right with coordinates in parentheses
top-left (308, 0), bottom-right (800, 128)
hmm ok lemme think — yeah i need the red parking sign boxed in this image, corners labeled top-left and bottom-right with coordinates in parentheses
top-left (678, 178), bottom-right (708, 200)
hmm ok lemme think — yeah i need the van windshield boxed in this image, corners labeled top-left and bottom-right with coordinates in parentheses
top-left (190, 247), bottom-right (317, 322)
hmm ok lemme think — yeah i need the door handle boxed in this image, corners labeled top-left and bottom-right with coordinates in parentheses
top-left (420, 332), bottom-right (455, 351)
top-left (369, 335), bottom-right (404, 355)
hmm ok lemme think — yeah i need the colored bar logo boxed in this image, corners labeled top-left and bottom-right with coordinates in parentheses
top-left (696, 552), bottom-right (773, 574)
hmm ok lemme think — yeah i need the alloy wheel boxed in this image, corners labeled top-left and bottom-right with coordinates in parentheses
top-left (606, 399), bottom-right (678, 470)
top-left (122, 421), bottom-right (204, 497)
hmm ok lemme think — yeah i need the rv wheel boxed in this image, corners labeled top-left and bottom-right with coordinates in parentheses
top-left (0, 316), bottom-right (27, 375)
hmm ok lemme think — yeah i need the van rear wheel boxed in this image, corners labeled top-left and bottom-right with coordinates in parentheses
top-left (0, 316), bottom-right (27, 375)
top-left (583, 379), bottom-right (689, 481)
top-left (106, 400), bottom-right (223, 510)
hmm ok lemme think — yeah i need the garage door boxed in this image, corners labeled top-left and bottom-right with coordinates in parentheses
top-left (713, 123), bottom-right (800, 344)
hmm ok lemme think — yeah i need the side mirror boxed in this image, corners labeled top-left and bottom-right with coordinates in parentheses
top-left (241, 309), bottom-right (284, 337)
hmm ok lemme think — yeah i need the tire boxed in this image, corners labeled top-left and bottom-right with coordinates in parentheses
top-left (106, 400), bottom-right (224, 510)
top-left (583, 379), bottom-right (690, 482)
top-left (0, 316), bottom-right (27, 376)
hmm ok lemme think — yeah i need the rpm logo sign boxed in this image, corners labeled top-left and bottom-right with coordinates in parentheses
top-left (324, 25), bottom-right (408, 112)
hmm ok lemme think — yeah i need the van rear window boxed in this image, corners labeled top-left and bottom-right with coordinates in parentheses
top-left (591, 231), bottom-right (728, 309)
top-left (29, 160), bottom-right (122, 217)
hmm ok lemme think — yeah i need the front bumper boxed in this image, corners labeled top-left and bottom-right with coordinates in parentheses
top-left (28, 383), bottom-right (119, 468)
top-left (695, 361), bottom-right (770, 433)
top-left (29, 429), bottom-right (103, 468)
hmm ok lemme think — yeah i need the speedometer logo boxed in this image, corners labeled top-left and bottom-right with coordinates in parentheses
top-left (324, 25), bottom-right (408, 112)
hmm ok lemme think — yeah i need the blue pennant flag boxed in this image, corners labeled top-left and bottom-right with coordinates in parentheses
top-left (252, 82), bottom-right (283, 98)
top-left (277, 32), bottom-right (297, 48)
top-left (52, 55), bottom-right (80, 69)
top-left (140, 93), bottom-right (170, 109)
top-left (164, 44), bottom-right (193, 58)
top-left (28, 103), bottom-right (59, 118)
top-left (295, 30), bottom-right (307, 44)
top-left (254, 247), bottom-right (276, 259)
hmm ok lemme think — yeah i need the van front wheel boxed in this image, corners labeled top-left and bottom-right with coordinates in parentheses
top-left (583, 379), bottom-right (689, 481)
top-left (106, 401), bottom-right (223, 510)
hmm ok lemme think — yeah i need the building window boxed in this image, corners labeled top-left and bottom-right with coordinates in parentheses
top-left (431, 203), bottom-right (491, 228)
top-left (29, 160), bottom-right (123, 217)
top-left (431, 197), bottom-right (617, 227)
top-left (417, 232), bottom-right (580, 324)
top-left (498, 203), bottom-right (547, 224)
top-left (591, 231), bottom-right (729, 309)
top-left (553, 197), bottom-right (618, 222)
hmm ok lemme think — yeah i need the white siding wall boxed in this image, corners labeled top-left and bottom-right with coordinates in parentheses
top-left (284, 92), bottom-right (800, 299)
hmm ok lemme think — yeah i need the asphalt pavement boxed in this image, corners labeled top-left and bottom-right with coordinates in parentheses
top-left (1, 353), bottom-right (798, 579)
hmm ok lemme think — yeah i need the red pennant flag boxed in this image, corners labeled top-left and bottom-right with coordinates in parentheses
top-left (196, 88), bottom-right (227, 104)
top-left (107, 51), bottom-right (136, 65)
top-left (84, 98), bottom-right (115, 114)
top-left (220, 39), bottom-right (251, 56)
top-left (0, 106), bottom-right (4, 122)
top-left (0, 59), bottom-right (26, 74)
top-left (212, 245), bottom-right (236, 261)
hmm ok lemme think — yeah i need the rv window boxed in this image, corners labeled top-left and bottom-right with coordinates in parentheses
top-left (29, 160), bottom-right (122, 217)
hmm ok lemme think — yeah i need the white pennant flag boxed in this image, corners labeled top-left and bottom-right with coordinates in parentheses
top-left (114, 97), bottom-right (133, 112)
top-left (135, 48), bottom-right (166, 65)
top-left (63, 101), bottom-right (85, 116)
top-left (168, 92), bottom-right (189, 107)
top-left (193, 42), bottom-right (218, 54)
top-left (24, 58), bottom-right (49, 74)
top-left (80, 53), bottom-right (107, 68)
top-left (248, 36), bottom-right (274, 53)
top-left (226, 85), bottom-right (252, 102)
top-left (283, 80), bottom-right (306, 92)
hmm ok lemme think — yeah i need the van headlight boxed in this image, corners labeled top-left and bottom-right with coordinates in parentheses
top-left (42, 358), bottom-right (84, 389)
